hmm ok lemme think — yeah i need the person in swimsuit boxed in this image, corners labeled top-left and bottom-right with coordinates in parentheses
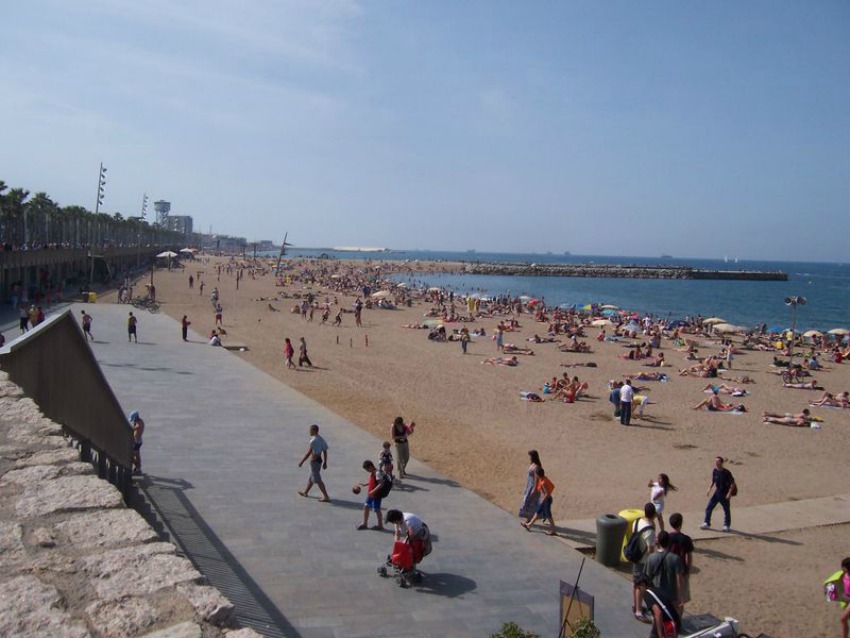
top-left (129, 411), bottom-right (145, 474)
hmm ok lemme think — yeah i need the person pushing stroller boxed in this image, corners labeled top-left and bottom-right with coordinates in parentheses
top-left (378, 509), bottom-right (432, 588)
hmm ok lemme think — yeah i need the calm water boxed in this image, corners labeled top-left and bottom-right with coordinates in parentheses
top-left (280, 249), bottom-right (849, 333)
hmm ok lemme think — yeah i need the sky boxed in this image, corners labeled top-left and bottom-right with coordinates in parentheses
top-left (1, 1), bottom-right (848, 260)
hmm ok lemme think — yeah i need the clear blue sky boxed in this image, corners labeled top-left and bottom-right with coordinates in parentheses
top-left (2, 1), bottom-right (848, 260)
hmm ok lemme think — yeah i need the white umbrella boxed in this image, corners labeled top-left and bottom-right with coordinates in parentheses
top-left (802, 330), bottom-right (823, 338)
top-left (157, 251), bottom-right (178, 258)
top-left (427, 287), bottom-right (442, 293)
top-left (591, 319), bottom-right (614, 328)
top-left (396, 282), bottom-right (408, 288)
top-left (179, 247), bottom-right (195, 253)
top-left (371, 290), bottom-right (391, 300)
top-left (702, 317), bottom-right (726, 325)
top-left (828, 328), bottom-right (849, 336)
top-left (600, 304), bottom-right (620, 310)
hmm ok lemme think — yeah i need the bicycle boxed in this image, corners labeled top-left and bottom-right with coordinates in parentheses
top-left (131, 297), bottom-right (161, 314)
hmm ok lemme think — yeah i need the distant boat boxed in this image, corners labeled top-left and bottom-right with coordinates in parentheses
top-left (466, 249), bottom-right (476, 253)
top-left (661, 254), bottom-right (673, 259)
top-left (564, 251), bottom-right (571, 256)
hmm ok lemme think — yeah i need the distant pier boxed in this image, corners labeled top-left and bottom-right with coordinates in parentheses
top-left (463, 263), bottom-right (788, 281)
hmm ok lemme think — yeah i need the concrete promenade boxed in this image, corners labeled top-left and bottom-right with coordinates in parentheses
top-left (66, 303), bottom-right (644, 638)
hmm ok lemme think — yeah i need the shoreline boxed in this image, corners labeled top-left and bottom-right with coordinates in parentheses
top-left (100, 254), bottom-right (849, 637)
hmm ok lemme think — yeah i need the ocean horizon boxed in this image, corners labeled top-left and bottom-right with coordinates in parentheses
top-left (272, 248), bottom-right (849, 334)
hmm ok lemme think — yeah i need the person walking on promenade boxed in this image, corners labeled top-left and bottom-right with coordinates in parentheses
top-left (356, 460), bottom-right (385, 531)
top-left (642, 530), bottom-right (684, 636)
top-left (667, 513), bottom-right (694, 615)
top-left (284, 338), bottom-right (295, 370)
top-left (181, 315), bottom-right (191, 341)
top-left (298, 337), bottom-right (312, 367)
top-left (631, 503), bottom-right (657, 622)
top-left (297, 424), bottom-right (330, 502)
top-left (391, 416), bottom-right (416, 479)
top-left (700, 456), bottom-right (736, 532)
top-left (620, 378), bottom-right (635, 425)
top-left (519, 449), bottom-right (543, 523)
top-left (129, 411), bottom-right (145, 474)
top-left (80, 310), bottom-right (93, 340)
top-left (127, 312), bottom-right (138, 343)
top-left (520, 466), bottom-right (557, 536)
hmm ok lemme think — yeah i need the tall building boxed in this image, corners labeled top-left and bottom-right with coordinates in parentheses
top-left (165, 215), bottom-right (194, 240)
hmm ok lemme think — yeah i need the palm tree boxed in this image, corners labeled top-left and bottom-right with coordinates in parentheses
top-left (4, 188), bottom-right (30, 247)
top-left (26, 192), bottom-right (59, 247)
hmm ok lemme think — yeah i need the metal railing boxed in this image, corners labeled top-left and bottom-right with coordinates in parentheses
top-left (0, 310), bottom-right (134, 499)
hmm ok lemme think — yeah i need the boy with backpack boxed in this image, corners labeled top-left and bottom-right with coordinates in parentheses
top-left (627, 502), bottom-right (657, 622)
top-left (356, 460), bottom-right (391, 531)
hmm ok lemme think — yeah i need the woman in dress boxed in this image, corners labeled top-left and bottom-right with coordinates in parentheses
top-left (519, 450), bottom-right (543, 523)
top-left (648, 473), bottom-right (678, 532)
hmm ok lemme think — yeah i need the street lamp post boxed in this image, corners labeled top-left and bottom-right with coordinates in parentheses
top-left (784, 296), bottom-right (807, 361)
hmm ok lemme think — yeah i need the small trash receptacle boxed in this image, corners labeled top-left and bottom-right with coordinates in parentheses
top-left (596, 514), bottom-right (628, 567)
top-left (89, 292), bottom-right (97, 303)
top-left (618, 508), bottom-right (644, 561)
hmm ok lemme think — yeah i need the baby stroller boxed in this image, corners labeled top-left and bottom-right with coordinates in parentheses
top-left (377, 523), bottom-right (432, 588)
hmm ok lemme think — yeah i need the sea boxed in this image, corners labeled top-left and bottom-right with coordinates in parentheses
top-left (275, 249), bottom-right (849, 334)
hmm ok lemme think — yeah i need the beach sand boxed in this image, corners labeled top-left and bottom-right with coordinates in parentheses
top-left (105, 256), bottom-right (850, 637)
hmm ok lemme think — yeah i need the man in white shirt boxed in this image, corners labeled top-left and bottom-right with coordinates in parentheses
top-left (620, 378), bottom-right (635, 425)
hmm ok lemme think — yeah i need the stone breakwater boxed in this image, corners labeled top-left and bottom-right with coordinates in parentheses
top-left (463, 263), bottom-right (788, 281)
top-left (0, 372), bottom-right (261, 638)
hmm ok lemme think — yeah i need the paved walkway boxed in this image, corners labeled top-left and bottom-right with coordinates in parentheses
top-left (66, 303), bottom-right (646, 638)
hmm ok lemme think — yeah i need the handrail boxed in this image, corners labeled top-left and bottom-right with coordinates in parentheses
top-left (0, 310), bottom-right (134, 499)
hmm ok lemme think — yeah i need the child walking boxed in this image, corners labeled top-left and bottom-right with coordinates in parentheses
top-left (521, 467), bottom-right (557, 536)
top-left (356, 460), bottom-right (385, 531)
top-left (648, 473), bottom-right (678, 532)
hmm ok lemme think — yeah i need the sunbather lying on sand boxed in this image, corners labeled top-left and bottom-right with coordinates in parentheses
top-left (482, 356), bottom-right (518, 366)
top-left (630, 371), bottom-right (668, 382)
top-left (528, 335), bottom-right (558, 343)
top-left (702, 383), bottom-right (747, 396)
top-left (520, 391), bottom-right (544, 402)
top-left (503, 344), bottom-right (535, 355)
top-left (692, 393), bottom-right (746, 412)
top-left (762, 409), bottom-right (812, 426)
top-left (721, 374), bottom-right (755, 384)
top-left (782, 380), bottom-right (824, 390)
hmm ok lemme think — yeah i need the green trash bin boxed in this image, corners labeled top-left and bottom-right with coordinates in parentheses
top-left (596, 513), bottom-right (628, 567)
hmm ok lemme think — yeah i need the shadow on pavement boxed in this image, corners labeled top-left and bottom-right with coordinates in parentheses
top-left (133, 474), bottom-right (301, 638)
top-left (413, 572), bottom-right (477, 598)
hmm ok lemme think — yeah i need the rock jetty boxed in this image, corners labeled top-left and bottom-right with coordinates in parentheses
top-left (463, 263), bottom-right (787, 281)
top-left (0, 372), bottom-right (261, 638)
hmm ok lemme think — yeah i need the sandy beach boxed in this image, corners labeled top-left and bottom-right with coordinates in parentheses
top-left (103, 255), bottom-right (850, 637)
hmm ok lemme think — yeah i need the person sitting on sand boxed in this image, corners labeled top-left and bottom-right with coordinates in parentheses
top-left (701, 383), bottom-right (748, 397)
top-left (643, 352), bottom-right (665, 367)
top-left (783, 379), bottom-right (824, 390)
top-left (810, 391), bottom-right (850, 408)
top-left (762, 409), bottom-right (812, 426)
top-left (692, 392), bottom-right (746, 412)
top-left (482, 356), bottom-right (518, 366)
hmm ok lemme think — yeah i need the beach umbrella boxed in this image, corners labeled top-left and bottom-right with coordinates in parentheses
top-left (156, 251), bottom-right (178, 258)
top-left (427, 287), bottom-right (441, 293)
top-left (518, 295), bottom-right (532, 301)
top-left (702, 317), bottom-right (726, 325)
top-left (371, 290), bottom-right (391, 299)
top-left (601, 308), bottom-right (618, 316)
top-left (802, 330), bottom-right (823, 338)
top-left (828, 328), bottom-right (849, 336)
top-left (179, 247), bottom-right (195, 253)
top-left (600, 304), bottom-right (619, 310)
top-left (623, 322), bottom-right (640, 332)
top-left (527, 299), bottom-right (541, 307)
top-left (396, 282), bottom-right (408, 288)
top-left (591, 319), bottom-right (614, 328)
top-left (713, 323), bottom-right (745, 334)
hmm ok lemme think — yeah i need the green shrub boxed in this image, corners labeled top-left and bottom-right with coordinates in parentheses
top-left (490, 621), bottom-right (540, 638)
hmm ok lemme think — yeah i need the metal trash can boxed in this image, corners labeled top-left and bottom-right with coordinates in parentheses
top-left (596, 513), bottom-right (628, 567)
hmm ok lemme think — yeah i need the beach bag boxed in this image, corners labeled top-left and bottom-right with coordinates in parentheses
top-left (373, 471), bottom-right (393, 499)
top-left (624, 522), bottom-right (653, 563)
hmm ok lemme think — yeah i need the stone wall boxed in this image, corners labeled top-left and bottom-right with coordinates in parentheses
top-left (463, 262), bottom-right (788, 280)
top-left (0, 371), bottom-right (262, 638)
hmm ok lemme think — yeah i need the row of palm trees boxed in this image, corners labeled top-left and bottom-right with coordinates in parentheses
top-left (0, 180), bottom-right (185, 250)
